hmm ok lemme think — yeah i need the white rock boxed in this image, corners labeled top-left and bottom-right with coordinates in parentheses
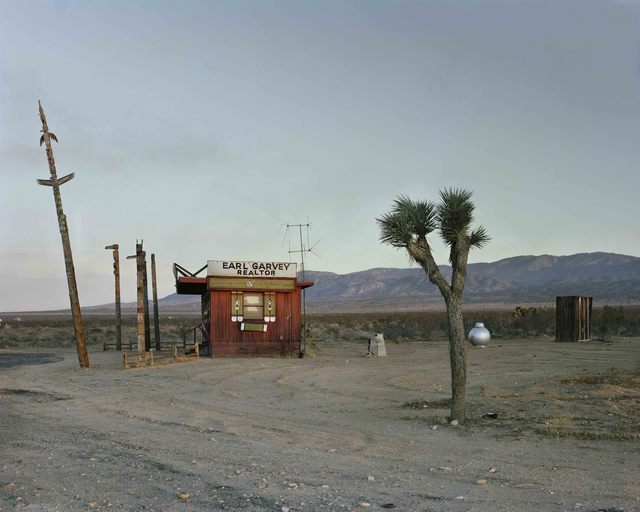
top-left (450, 419), bottom-right (459, 426)
top-left (367, 476), bottom-right (375, 481)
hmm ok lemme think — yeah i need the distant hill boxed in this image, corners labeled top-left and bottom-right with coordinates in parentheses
top-left (85, 252), bottom-right (640, 314)
top-left (302, 252), bottom-right (640, 311)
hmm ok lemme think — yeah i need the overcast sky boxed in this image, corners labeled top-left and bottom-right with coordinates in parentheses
top-left (1, 0), bottom-right (640, 311)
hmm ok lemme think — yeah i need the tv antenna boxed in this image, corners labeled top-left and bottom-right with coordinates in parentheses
top-left (286, 221), bottom-right (320, 357)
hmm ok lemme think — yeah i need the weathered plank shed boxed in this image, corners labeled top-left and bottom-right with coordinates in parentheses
top-left (556, 295), bottom-right (592, 342)
top-left (174, 260), bottom-right (313, 357)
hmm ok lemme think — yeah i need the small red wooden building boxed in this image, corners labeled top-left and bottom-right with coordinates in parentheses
top-left (174, 260), bottom-right (313, 357)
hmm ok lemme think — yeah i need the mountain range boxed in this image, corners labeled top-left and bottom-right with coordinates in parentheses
top-left (301, 252), bottom-right (640, 312)
top-left (78, 252), bottom-right (639, 314)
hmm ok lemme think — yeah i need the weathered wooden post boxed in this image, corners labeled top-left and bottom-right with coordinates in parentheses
top-left (105, 244), bottom-right (122, 350)
top-left (151, 253), bottom-right (161, 351)
top-left (36, 101), bottom-right (90, 368)
top-left (143, 251), bottom-right (151, 351)
top-left (127, 241), bottom-right (146, 353)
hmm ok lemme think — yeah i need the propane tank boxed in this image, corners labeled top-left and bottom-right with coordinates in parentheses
top-left (469, 322), bottom-right (491, 347)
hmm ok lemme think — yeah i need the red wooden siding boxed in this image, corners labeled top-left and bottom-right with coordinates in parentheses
top-left (208, 288), bottom-right (302, 357)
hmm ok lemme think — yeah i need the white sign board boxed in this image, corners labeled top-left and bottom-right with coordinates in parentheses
top-left (208, 260), bottom-right (297, 278)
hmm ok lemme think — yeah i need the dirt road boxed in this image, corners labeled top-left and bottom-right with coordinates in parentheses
top-left (1, 339), bottom-right (639, 511)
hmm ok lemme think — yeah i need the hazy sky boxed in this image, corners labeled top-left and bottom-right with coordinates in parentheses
top-left (1, 0), bottom-right (640, 311)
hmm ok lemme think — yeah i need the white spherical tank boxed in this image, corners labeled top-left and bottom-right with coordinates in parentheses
top-left (468, 322), bottom-right (491, 347)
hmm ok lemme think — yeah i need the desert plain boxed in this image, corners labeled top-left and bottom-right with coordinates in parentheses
top-left (1, 329), bottom-right (639, 512)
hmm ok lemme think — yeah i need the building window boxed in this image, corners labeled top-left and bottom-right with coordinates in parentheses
top-left (243, 293), bottom-right (264, 320)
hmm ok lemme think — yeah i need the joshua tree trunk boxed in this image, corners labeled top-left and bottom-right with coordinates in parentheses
top-left (378, 190), bottom-right (489, 427)
top-left (446, 295), bottom-right (467, 422)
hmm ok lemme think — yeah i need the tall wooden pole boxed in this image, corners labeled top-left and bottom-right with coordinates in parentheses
top-left (105, 244), bottom-right (122, 350)
top-left (143, 250), bottom-right (151, 351)
top-left (36, 101), bottom-right (90, 368)
top-left (128, 241), bottom-right (146, 353)
top-left (151, 253), bottom-right (161, 351)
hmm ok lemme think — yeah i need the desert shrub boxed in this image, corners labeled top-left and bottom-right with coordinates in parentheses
top-left (595, 305), bottom-right (624, 336)
top-left (308, 306), bottom-right (640, 342)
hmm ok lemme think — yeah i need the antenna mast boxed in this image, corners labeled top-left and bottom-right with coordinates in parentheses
top-left (286, 222), bottom-right (319, 356)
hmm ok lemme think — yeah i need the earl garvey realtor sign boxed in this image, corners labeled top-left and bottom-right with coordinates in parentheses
top-left (208, 260), bottom-right (297, 278)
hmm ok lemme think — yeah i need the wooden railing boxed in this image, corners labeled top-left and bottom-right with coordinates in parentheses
top-left (181, 323), bottom-right (205, 349)
top-left (173, 262), bottom-right (207, 279)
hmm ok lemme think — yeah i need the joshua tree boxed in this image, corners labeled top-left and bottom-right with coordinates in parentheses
top-left (377, 188), bottom-right (489, 423)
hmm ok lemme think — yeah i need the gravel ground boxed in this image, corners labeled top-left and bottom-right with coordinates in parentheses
top-left (1, 339), bottom-right (639, 512)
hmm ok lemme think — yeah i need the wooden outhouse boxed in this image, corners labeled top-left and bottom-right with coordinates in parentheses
top-left (174, 260), bottom-right (313, 357)
top-left (555, 296), bottom-right (592, 342)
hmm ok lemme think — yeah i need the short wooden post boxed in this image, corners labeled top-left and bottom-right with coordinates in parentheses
top-left (149, 349), bottom-right (154, 366)
top-left (195, 343), bottom-right (200, 359)
top-left (123, 353), bottom-right (128, 368)
top-left (173, 346), bottom-right (177, 360)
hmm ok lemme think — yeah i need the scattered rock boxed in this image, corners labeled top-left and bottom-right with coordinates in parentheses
top-left (359, 502), bottom-right (371, 508)
top-left (382, 504), bottom-right (396, 509)
top-left (438, 466), bottom-right (453, 472)
top-left (455, 495), bottom-right (465, 500)
top-left (281, 507), bottom-right (291, 512)
top-left (367, 476), bottom-right (375, 481)
top-left (475, 479), bottom-right (488, 485)
top-left (177, 492), bottom-right (190, 501)
top-left (88, 502), bottom-right (98, 508)
top-left (431, 425), bottom-right (438, 430)
top-left (488, 467), bottom-right (497, 473)
top-left (450, 419), bottom-right (459, 426)
top-left (288, 483), bottom-right (298, 489)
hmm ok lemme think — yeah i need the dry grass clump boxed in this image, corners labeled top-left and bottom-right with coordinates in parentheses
top-left (404, 366), bottom-right (640, 441)
top-left (540, 415), bottom-right (574, 435)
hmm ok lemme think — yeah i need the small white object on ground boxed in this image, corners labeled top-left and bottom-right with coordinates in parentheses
top-left (368, 333), bottom-right (387, 357)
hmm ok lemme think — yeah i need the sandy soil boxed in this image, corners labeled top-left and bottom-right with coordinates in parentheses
top-left (1, 339), bottom-right (639, 512)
